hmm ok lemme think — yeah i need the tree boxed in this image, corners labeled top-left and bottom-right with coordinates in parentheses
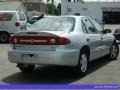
top-left (57, 3), bottom-right (61, 15)
top-left (47, 3), bottom-right (57, 15)
top-left (46, 0), bottom-right (61, 15)
top-left (51, 0), bottom-right (54, 4)
top-left (47, 0), bottom-right (50, 3)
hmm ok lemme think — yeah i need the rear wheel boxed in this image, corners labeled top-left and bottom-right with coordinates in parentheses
top-left (0, 32), bottom-right (10, 43)
top-left (17, 64), bottom-right (35, 73)
top-left (76, 49), bottom-right (89, 76)
top-left (109, 42), bottom-right (119, 60)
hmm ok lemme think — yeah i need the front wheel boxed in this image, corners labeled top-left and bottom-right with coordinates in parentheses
top-left (76, 50), bottom-right (89, 76)
top-left (109, 42), bottom-right (119, 60)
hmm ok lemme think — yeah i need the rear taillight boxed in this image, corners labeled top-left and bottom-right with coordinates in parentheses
top-left (58, 37), bottom-right (70, 45)
top-left (13, 37), bottom-right (19, 44)
top-left (9, 36), bottom-right (71, 45)
top-left (9, 37), bottom-right (19, 44)
top-left (15, 22), bottom-right (20, 27)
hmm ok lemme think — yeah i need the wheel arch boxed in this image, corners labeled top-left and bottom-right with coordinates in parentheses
top-left (0, 31), bottom-right (10, 36)
top-left (80, 45), bottom-right (90, 60)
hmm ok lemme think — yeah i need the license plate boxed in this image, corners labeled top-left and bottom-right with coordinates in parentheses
top-left (21, 54), bottom-right (37, 61)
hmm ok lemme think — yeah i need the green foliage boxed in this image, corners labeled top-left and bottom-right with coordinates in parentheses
top-left (57, 3), bottom-right (61, 15)
top-left (46, 3), bottom-right (61, 15)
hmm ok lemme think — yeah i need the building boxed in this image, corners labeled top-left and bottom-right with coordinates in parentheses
top-left (22, 0), bottom-right (46, 13)
top-left (0, 0), bottom-right (46, 19)
top-left (61, 0), bottom-right (120, 24)
top-left (20, 0), bottom-right (46, 19)
top-left (0, 0), bottom-right (19, 1)
top-left (0, 0), bottom-right (46, 13)
top-left (0, 1), bottom-right (26, 13)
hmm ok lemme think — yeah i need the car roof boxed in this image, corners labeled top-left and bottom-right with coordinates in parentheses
top-left (42, 15), bottom-right (89, 20)
top-left (32, 15), bottom-right (88, 19)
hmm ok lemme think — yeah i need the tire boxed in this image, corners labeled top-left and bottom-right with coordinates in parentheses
top-left (0, 33), bottom-right (10, 43)
top-left (76, 49), bottom-right (89, 76)
top-left (17, 64), bottom-right (35, 73)
top-left (109, 42), bottom-right (119, 60)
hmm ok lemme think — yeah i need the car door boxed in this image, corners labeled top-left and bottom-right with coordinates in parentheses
top-left (0, 12), bottom-right (5, 30)
top-left (81, 17), bottom-right (102, 61)
top-left (0, 12), bottom-right (13, 33)
top-left (89, 18), bottom-right (112, 56)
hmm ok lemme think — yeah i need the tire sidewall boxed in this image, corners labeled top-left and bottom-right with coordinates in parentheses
top-left (77, 49), bottom-right (89, 76)
top-left (18, 64), bottom-right (35, 73)
top-left (109, 42), bottom-right (119, 60)
top-left (0, 33), bottom-right (9, 43)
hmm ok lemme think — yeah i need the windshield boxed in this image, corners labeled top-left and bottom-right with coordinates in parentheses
top-left (30, 17), bottom-right (75, 32)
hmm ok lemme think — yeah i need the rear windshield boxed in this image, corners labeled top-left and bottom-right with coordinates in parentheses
top-left (0, 12), bottom-right (17, 21)
top-left (30, 17), bottom-right (75, 32)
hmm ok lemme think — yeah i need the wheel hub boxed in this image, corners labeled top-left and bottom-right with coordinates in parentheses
top-left (0, 34), bottom-right (7, 42)
top-left (80, 54), bottom-right (87, 72)
top-left (111, 45), bottom-right (119, 58)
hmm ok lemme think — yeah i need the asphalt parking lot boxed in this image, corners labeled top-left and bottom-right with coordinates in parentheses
top-left (0, 44), bottom-right (120, 84)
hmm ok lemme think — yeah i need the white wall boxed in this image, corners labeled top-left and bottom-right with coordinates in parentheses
top-left (61, 2), bottom-right (120, 23)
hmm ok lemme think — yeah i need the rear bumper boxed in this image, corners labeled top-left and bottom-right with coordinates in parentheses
top-left (8, 49), bottom-right (79, 66)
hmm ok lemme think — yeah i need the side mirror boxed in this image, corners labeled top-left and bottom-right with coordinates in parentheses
top-left (103, 29), bottom-right (112, 34)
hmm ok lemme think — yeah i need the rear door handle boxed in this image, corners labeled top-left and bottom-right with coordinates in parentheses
top-left (87, 38), bottom-right (90, 41)
top-left (101, 37), bottom-right (103, 40)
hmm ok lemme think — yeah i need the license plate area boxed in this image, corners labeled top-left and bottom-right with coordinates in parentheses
top-left (21, 54), bottom-right (37, 61)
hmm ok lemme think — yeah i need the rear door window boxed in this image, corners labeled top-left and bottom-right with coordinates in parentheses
top-left (0, 13), bottom-right (13, 21)
top-left (0, 12), bottom-right (18, 21)
top-left (81, 21), bottom-right (88, 33)
top-left (89, 18), bottom-right (104, 34)
top-left (81, 18), bottom-right (98, 34)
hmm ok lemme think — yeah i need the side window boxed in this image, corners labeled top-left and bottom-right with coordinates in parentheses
top-left (81, 18), bottom-right (97, 34)
top-left (0, 13), bottom-right (13, 21)
top-left (81, 21), bottom-right (88, 33)
top-left (18, 12), bottom-right (26, 21)
top-left (89, 18), bottom-right (104, 34)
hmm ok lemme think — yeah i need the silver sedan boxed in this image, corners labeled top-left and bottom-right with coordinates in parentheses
top-left (8, 16), bottom-right (119, 76)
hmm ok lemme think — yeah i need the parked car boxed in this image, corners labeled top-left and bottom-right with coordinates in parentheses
top-left (27, 14), bottom-right (44, 24)
top-left (8, 16), bottom-right (119, 76)
top-left (27, 16), bottom-right (37, 24)
top-left (114, 28), bottom-right (120, 40)
top-left (0, 10), bottom-right (26, 43)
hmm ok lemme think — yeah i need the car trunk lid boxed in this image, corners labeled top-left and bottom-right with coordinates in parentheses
top-left (10, 31), bottom-right (70, 51)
